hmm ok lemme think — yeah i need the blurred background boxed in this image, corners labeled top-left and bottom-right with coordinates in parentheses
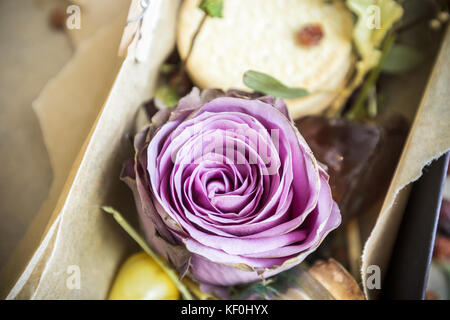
top-left (0, 0), bottom-right (71, 270)
top-left (0, 0), bottom-right (130, 273)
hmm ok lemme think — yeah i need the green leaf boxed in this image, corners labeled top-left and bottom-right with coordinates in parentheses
top-left (231, 281), bottom-right (280, 299)
top-left (381, 44), bottom-right (423, 74)
top-left (159, 63), bottom-right (176, 74)
top-left (198, 0), bottom-right (223, 18)
top-left (347, 33), bottom-right (396, 120)
top-left (155, 85), bottom-right (179, 108)
top-left (101, 206), bottom-right (193, 300)
top-left (243, 70), bottom-right (309, 99)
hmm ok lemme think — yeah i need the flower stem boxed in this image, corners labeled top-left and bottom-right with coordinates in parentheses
top-left (102, 206), bottom-right (194, 300)
top-left (346, 33), bottom-right (396, 121)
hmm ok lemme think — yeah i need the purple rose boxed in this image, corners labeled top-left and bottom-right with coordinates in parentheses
top-left (122, 88), bottom-right (341, 286)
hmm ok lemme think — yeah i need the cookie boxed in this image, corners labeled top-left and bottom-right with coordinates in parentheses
top-left (177, 0), bottom-right (354, 119)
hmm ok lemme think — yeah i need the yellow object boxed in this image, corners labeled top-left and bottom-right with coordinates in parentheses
top-left (182, 277), bottom-right (215, 300)
top-left (108, 252), bottom-right (180, 300)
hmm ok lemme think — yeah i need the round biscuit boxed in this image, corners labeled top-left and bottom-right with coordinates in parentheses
top-left (177, 0), bottom-right (354, 118)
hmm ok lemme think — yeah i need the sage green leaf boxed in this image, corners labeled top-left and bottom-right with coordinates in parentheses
top-left (381, 44), bottom-right (423, 74)
top-left (198, 0), bottom-right (223, 18)
top-left (243, 70), bottom-right (309, 99)
top-left (102, 206), bottom-right (193, 300)
top-left (155, 85), bottom-right (179, 108)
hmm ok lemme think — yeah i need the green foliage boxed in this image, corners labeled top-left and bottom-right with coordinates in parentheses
top-left (198, 0), bottom-right (223, 18)
top-left (243, 70), bottom-right (309, 99)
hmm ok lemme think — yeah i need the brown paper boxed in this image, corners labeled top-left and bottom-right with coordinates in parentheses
top-left (361, 27), bottom-right (450, 299)
top-left (67, 0), bottom-right (132, 48)
top-left (2, 1), bottom-right (449, 299)
top-left (0, 0), bottom-right (72, 273)
top-left (0, 2), bottom-right (128, 298)
top-left (2, 0), bottom-right (180, 299)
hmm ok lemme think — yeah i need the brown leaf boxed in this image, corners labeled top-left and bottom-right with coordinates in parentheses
top-left (309, 258), bottom-right (365, 300)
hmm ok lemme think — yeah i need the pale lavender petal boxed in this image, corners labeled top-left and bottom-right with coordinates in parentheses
top-left (123, 88), bottom-right (341, 286)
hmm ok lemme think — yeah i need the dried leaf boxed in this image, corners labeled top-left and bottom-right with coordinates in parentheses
top-left (309, 258), bottom-right (365, 300)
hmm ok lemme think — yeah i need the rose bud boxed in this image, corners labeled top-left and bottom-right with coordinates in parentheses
top-left (122, 88), bottom-right (341, 286)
